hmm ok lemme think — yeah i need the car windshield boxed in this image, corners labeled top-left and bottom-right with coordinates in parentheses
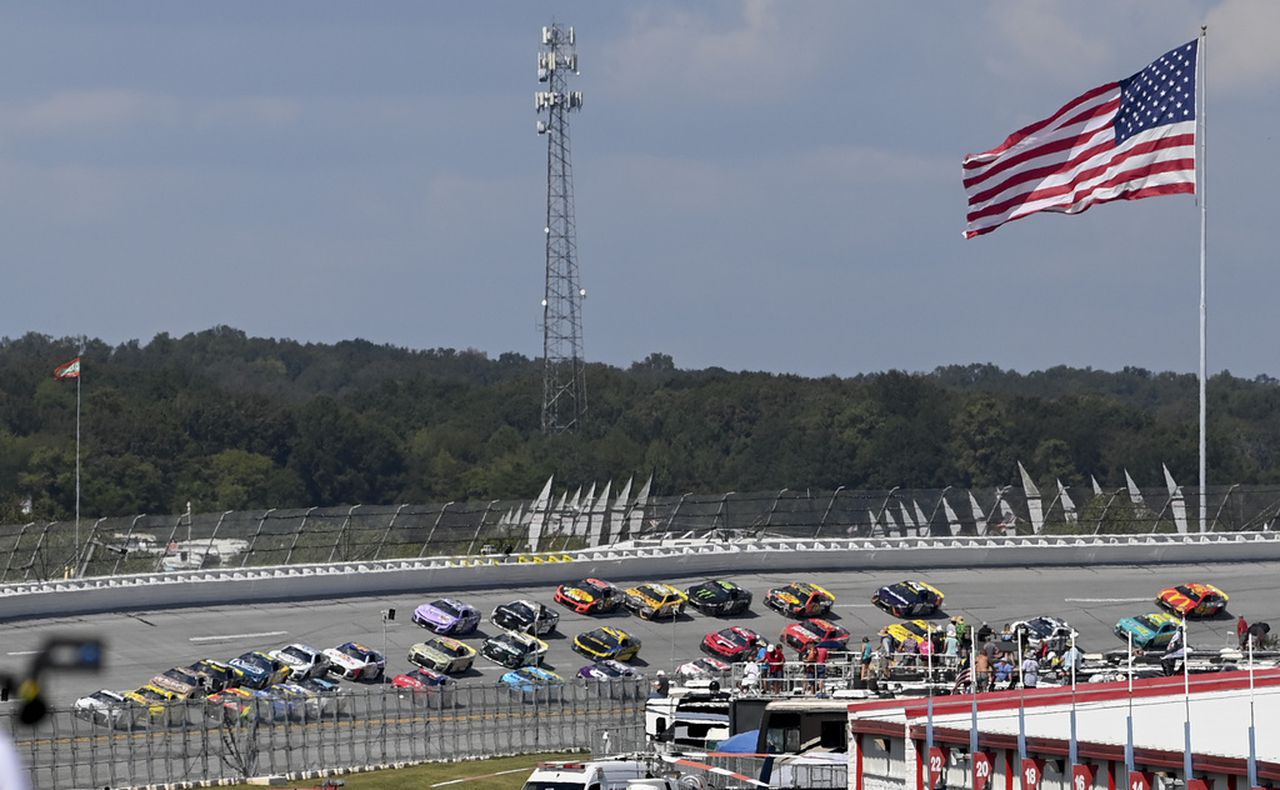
top-left (903, 623), bottom-right (928, 638)
top-left (586, 631), bottom-right (620, 649)
top-left (720, 629), bottom-right (748, 646)
top-left (581, 580), bottom-right (607, 596)
top-left (492, 637), bottom-right (524, 655)
top-left (433, 600), bottom-right (462, 617)
top-left (89, 691), bottom-right (120, 705)
top-left (1024, 619), bottom-right (1054, 636)
top-left (281, 646), bottom-right (312, 662)
top-left (510, 602), bottom-right (534, 619)
top-left (432, 640), bottom-right (466, 657)
top-left (237, 654), bottom-right (270, 671)
top-left (1134, 615), bottom-right (1160, 629)
top-left (137, 688), bottom-right (167, 702)
top-left (1174, 585), bottom-right (1197, 598)
top-left (162, 669), bottom-right (199, 686)
top-left (338, 644), bottom-right (370, 660)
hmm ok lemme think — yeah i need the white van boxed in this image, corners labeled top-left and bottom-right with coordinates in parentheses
top-left (522, 760), bottom-right (650, 790)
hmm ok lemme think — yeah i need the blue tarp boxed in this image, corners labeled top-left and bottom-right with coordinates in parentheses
top-left (716, 729), bottom-right (759, 754)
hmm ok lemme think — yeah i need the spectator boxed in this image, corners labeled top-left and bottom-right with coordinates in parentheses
top-left (1238, 615), bottom-right (1251, 649)
top-left (756, 642), bottom-right (769, 663)
top-left (974, 648), bottom-right (991, 692)
top-left (994, 655), bottom-right (1014, 689)
top-left (946, 619), bottom-right (958, 640)
top-left (1062, 642), bottom-right (1084, 675)
top-left (976, 622), bottom-right (994, 646)
top-left (653, 670), bottom-right (669, 697)
top-left (1021, 652), bottom-right (1039, 689)
top-left (860, 636), bottom-right (874, 680)
top-left (944, 632), bottom-right (959, 657)
top-left (900, 635), bottom-right (919, 666)
top-left (880, 630), bottom-right (894, 656)
top-left (981, 638), bottom-right (999, 664)
top-left (740, 660), bottom-right (761, 693)
top-left (955, 617), bottom-right (971, 647)
top-left (1248, 622), bottom-right (1271, 650)
top-left (766, 643), bottom-right (786, 689)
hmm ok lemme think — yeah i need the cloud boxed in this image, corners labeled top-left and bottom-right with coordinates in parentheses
top-left (1205, 0), bottom-right (1280, 89)
top-left (980, 2), bottom-right (1111, 87)
top-left (0, 89), bottom-right (303, 136)
top-left (601, 0), bottom-right (849, 103)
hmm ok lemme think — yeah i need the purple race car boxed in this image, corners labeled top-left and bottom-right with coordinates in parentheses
top-left (577, 660), bottom-right (642, 681)
top-left (411, 598), bottom-right (481, 635)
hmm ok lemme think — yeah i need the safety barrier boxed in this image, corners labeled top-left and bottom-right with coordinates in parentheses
top-left (4, 531), bottom-right (1280, 622)
top-left (8, 677), bottom-right (645, 790)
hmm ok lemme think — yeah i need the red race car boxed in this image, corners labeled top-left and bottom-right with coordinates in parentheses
top-left (780, 618), bottom-right (850, 652)
top-left (554, 578), bottom-right (624, 615)
top-left (701, 627), bottom-right (763, 662)
top-left (1156, 582), bottom-right (1229, 619)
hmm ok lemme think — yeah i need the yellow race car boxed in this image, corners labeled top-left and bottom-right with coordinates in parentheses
top-left (572, 626), bottom-right (642, 662)
top-left (623, 582), bottom-right (688, 620)
top-left (880, 619), bottom-right (937, 650)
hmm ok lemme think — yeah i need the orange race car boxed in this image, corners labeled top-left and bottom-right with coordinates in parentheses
top-left (1155, 582), bottom-right (1229, 619)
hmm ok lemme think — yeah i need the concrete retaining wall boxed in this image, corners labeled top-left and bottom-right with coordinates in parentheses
top-left (3, 532), bottom-right (1277, 622)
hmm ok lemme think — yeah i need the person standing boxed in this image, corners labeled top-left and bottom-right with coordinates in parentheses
top-left (1021, 652), bottom-right (1039, 689)
top-left (860, 636), bottom-right (873, 681)
top-left (974, 648), bottom-right (991, 693)
top-left (1238, 615), bottom-right (1251, 649)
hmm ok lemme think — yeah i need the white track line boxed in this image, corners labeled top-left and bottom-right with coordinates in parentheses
top-left (1064, 597), bottom-right (1149, 603)
top-left (5, 650), bottom-right (39, 656)
top-left (189, 630), bottom-right (288, 643)
top-left (834, 604), bottom-right (877, 608)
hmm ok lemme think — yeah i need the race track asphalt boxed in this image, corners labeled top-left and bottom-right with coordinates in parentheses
top-left (5, 560), bottom-right (1278, 705)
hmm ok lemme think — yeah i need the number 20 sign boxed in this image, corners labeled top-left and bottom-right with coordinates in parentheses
top-left (973, 752), bottom-right (993, 790)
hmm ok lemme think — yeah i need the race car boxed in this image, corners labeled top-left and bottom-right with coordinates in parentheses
top-left (1010, 616), bottom-right (1075, 649)
top-left (577, 660), bottom-right (643, 681)
top-left (491, 599), bottom-right (560, 635)
top-left (623, 582), bottom-right (689, 620)
top-left (205, 687), bottom-right (259, 723)
top-left (780, 619), bottom-right (850, 652)
top-left (764, 582), bottom-right (836, 618)
top-left (74, 689), bottom-right (141, 730)
top-left (1115, 612), bottom-right (1184, 650)
top-left (124, 684), bottom-right (185, 725)
top-left (409, 637), bottom-right (477, 674)
top-left (554, 578), bottom-right (625, 615)
top-left (276, 680), bottom-right (340, 717)
top-left (268, 643), bottom-right (330, 680)
top-left (481, 630), bottom-right (550, 669)
top-left (500, 666), bottom-right (566, 699)
top-left (391, 667), bottom-right (456, 703)
top-left (676, 657), bottom-right (731, 681)
top-left (572, 626), bottom-right (642, 662)
top-left (188, 659), bottom-right (243, 693)
top-left (1156, 583), bottom-right (1229, 619)
top-left (871, 580), bottom-right (945, 618)
top-left (323, 642), bottom-right (386, 682)
top-left (149, 666), bottom-right (206, 699)
top-left (700, 626), bottom-right (763, 662)
top-left (230, 651), bottom-right (293, 689)
top-left (686, 579), bottom-right (753, 616)
top-left (412, 597), bottom-right (481, 635)
top-left (880, 620), bottom-right (936, 650)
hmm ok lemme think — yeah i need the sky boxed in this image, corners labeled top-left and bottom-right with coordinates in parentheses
top-left (1, 1), bottom-right (1278, 378)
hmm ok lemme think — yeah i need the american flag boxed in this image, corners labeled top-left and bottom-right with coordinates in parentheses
top-left (963, 40), bottom-right (1198, 239)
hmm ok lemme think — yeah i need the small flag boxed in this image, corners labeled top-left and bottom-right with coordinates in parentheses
top-left (964, 40), bottom-right (1197, 238)
top-left (53, 357), bottom-right (81, 380)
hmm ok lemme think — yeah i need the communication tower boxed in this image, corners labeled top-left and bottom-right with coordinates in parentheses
top-left (536, 23), bottom-right (587, 434)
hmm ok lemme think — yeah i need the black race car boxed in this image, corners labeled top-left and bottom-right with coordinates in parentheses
top-left (871, 580), bottom-right (945, 618)
top-left (490, 599), bottom-right (559, 636)
top-left (686, 579), bottom-right (753, 616)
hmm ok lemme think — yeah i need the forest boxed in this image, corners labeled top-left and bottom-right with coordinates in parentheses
top-left (2, 326), bottom-right (1279, 521)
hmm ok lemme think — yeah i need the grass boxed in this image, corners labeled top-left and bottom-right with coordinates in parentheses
top-left (229, 751), bottom-right (582, 790)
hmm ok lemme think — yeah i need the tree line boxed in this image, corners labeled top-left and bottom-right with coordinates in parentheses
top-left (2, 326), bottom-right (1278, 522)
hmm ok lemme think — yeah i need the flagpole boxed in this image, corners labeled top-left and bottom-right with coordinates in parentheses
top-left (1248, 638), bottom-right (1257, 787)
top-left (1182, 620), bottom-right (1193, 781)
top-left (1198, 25), bottom-right (1208, 533)
top-left (1125, 632), bottom-right (1134, 780)
top-left (75, 355), bottom-right (81, 570)
top-left (1016, 631), bottom-right (1026, 762)
top-left (925, 624), bottom-right (934, 758)
top-left (1068, 631), bottom-right (1078, 766)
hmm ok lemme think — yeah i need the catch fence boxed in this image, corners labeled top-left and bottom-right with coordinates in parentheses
top-left (4, 483), bottom-right (1280, 583)
top-left (5, 677), bottom-right (645, 790)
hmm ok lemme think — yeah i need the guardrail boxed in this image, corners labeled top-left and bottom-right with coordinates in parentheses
top-left (4, 531), bottom-right (1280, 622)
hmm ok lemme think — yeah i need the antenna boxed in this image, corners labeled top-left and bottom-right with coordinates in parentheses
top-left (536, 22), bottom-right (587, 434)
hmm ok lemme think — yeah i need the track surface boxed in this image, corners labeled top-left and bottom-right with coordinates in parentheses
top-left (5, 561), bottom-right (1279, 705)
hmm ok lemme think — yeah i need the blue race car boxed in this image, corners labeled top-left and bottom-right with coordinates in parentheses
top-left (1114, 612), bottom-right (1183, 650)
top-left (229, 651), bottom-right (292, 690)
top-left (412, 598), bottom-right (481, 636)
top-left (500, 666), bottom-right (565, 700)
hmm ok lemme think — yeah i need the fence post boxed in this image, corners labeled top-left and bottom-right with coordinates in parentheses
top-left (1210, 484), bottom-right (1241, 532)
top-left (284, 506), bottom-right (319, 565)
top-left (816, 486), bottom-right (846, 539)
top-left (154, 512), bottom-right (186, 572)
top-left (418, 502), bottom-right (454, 557)
top-left (110, 513), bottom-right (148, 575)
top-left (923, 486), bottom-right (953, 539)
top-left (22, 521), bottom-right (54, 581)
top-left (326, 504), bottom-right (362, 564)
top-left (465, 501), bottom-right (500, 556)
top-left (757, 488), bottom-right (788, 538)
top-left (1, 521), bottom-right (33, 582)
top-left (373, 503), bottom-right (408, 561)
top-left (74, 516), bottom-right (109, 577)
top-left (1091, 488), bottom-right (1126, 535)
top-left (874, 487), bottom-right (900, 538)
top-left (202, 509), bottom-right (233, 566)
top-left (663, 493), bottom-right (690, 538)
top-left (239, 508), bottom-right (277, 568)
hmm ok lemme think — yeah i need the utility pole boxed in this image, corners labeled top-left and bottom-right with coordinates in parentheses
top-left (536, 23), bottom-right (588, 433)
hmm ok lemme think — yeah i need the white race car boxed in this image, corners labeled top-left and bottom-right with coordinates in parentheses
top-left (676, 657), bottom-right (731, 681)
top-left (269, 643), bottom-right (330, 680)
top-left (73, 689), bottom-right (141, 730)
top-left (323, 642), bottom-right (386, 682)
